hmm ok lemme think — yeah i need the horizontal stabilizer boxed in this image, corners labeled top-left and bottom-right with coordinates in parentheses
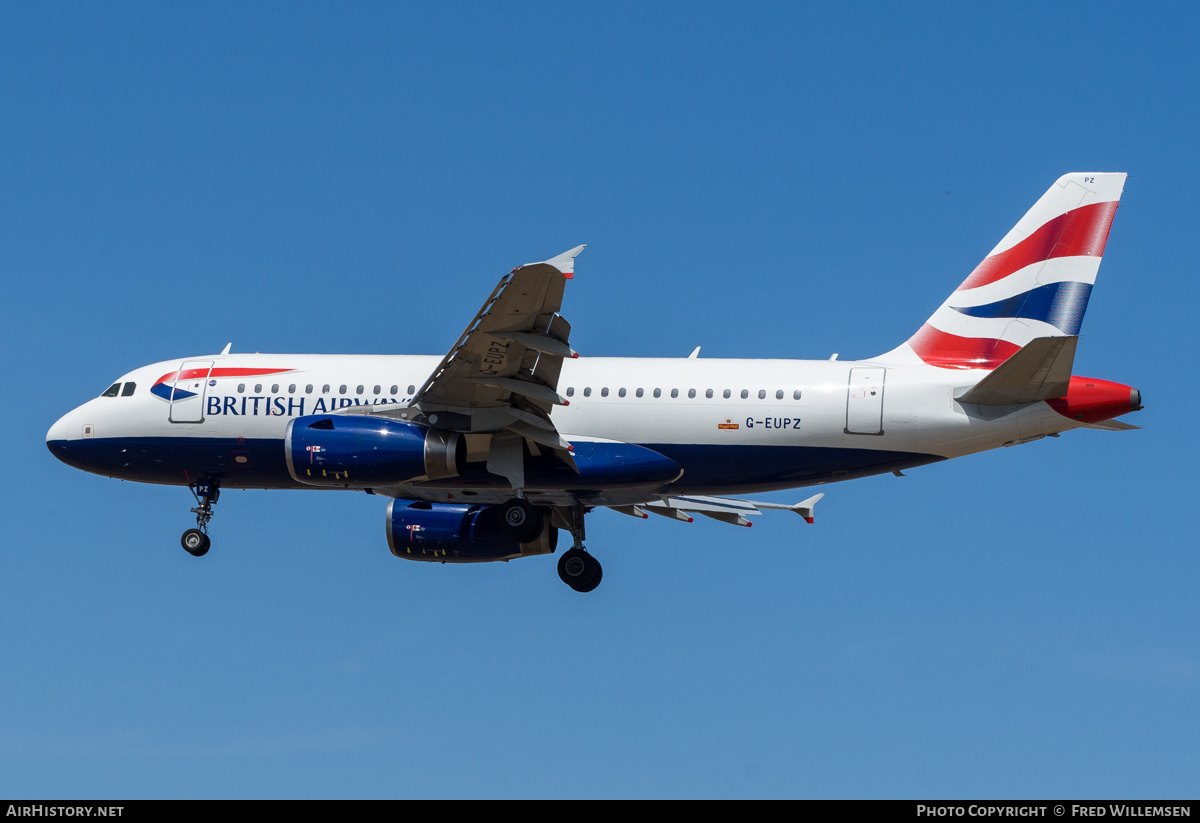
top-left (956, 336), bottom-right (1077, 405)
top-left (1083, 418), bottom-right (1141, 431)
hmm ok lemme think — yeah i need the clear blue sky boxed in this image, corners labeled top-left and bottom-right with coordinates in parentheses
top-left (3, 2), bottom-right (1197, 798)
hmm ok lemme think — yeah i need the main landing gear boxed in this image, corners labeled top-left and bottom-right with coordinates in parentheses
top-left (558, 548), bottom-right (602, 593)
top-left (556, 501), bottom-right (602, 593)
top-left (498, 496), bottom-right (544, 543)
top-left (181, 479), bottom-right (219, 557)
top-left (498, 496), bottom-right (602, 592)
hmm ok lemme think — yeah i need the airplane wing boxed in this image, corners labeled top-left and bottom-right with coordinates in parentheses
top-left (612, 493), bottom-right (825, 526)
top-left (413, 245), bottom-right (583, 415)
top-left (351, 246), bottom-right (585, 482)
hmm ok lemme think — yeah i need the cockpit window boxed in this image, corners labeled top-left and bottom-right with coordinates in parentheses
top-left (101, 383), bottom-right (121, 398)
top-left (121, 382), bottom-right (137, 397)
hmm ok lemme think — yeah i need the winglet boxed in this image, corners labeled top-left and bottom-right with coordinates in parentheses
top-left (795, 493), bottom-right (825, 524)
top-left (543, 245), bottom-right (586, 279)
top-left (749, 493), bottom-right (826, 523)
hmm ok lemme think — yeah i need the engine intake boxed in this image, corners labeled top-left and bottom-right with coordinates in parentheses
top-left (285, 415), bottom-right (464, 488)
top-left (386, 500), bottom-right (557, 563)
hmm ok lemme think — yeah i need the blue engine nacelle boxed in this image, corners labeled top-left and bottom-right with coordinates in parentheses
top-left (386, 500), bottom-right (558, 563)
top-left (285, 415), bottom-right (464, 488)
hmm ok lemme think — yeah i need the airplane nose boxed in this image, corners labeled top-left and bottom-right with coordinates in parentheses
top-left (46, 412), bottom-right (72, 463)
top-left (47, 413), bottom-right (70, 444)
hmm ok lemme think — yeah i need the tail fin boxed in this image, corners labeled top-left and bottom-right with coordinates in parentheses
top-left (879, 173), bottom-right (1126, 369)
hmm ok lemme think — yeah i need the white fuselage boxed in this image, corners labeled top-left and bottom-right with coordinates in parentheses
top-left (47, 351), bottom-right (1076, 504)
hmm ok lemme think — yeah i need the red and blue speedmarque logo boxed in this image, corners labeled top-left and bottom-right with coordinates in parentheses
top-left (150, 368), bottom-right (295, 402)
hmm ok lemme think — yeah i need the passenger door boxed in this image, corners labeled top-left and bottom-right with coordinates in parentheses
top-left (845, 367), bottom-right (886, 435)
top-left (169, 360), bottom-right (214, 424)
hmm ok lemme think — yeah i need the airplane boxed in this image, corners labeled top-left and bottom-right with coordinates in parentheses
top-left (46, 172), bottom-right (1142, 592)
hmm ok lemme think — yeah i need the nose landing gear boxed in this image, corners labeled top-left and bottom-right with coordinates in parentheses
top-left (181, 480), bottom-right (219, 557)
top-left (181, 528), bottom-right (210, 556)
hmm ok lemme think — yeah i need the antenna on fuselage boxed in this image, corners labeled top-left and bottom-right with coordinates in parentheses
top-left (221, 342), bottom-right (232, 355)
top-left (688, 346), bottom-right (701, 359)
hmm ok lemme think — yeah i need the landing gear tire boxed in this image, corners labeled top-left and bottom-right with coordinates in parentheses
top-left (181, 529), bottom-right (210, 557)
top-left (558, 548), bottom-right (602, 593)
top-left (582, 561), bottom-right (602, 592)
top-left (183, 479), bottom-right (218, 557)
top-left (499, 497), bottom-right (543, 543)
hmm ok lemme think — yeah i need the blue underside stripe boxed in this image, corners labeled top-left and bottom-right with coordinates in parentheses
top-left (48, 436), bottom-right (944, 494)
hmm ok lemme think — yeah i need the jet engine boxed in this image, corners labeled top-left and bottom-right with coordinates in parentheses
top-left (386, 500), bottom-right (558, 563)
top-left (285, 415), bottom-right (464, 488)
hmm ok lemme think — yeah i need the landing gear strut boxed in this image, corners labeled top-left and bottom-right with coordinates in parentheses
top-left (181, 479), bottom-right (219, 557)
top-left (557, 502), bottom-right (602, 593)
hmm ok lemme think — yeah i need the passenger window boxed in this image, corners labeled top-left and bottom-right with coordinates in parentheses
top-left (566, 387), bottom-right (575, 397)
top-left (583, 387), bottom-right (592, 397)
top-left (688, 389), bottom-right (696, 399)
top-left (390, 385), bottom-right (398, 395)
top-left (758, 390), bottom-right (766, 400)
top-left (723, 389), bottom-right (731, 399)
top-left (706, 389), bottom-right (713, 399)
top-left (740, 389), bottom-right (748, 399)
top-left (793, 390), bottom-right (802, 400)
top-left (408, 385), bottom-right (416, 395)
top-left (776, 390), bottom-right (784, 400)
top-left (288, 384), bottom-right (296, 394)
top-left (101, 383), bottom-right (121, 398)
top-left (356, 385), bottom-right (364, 395)
top-left (306, 385), bottom-right (314, 394)
top-left (373, 385), bottom-right (381, 395)
top-left (339, 385), bottom-right (347, 395)
top-left (601, 387), bottom-right (609, 397)
top-left (636, 388), bottom-right (644, 398)
top-left (271, 384), bottom-right (279, 394)
top-left (254, 384), bottom-right (262, 393)
top-left (322, 384), bottom-right (330, 394)
top-left (237, 383), bottom-right (246, 393)
top-left (618, 388), bottom-right (626, 398)
top-left (121, 382), bottom-right (136, 397)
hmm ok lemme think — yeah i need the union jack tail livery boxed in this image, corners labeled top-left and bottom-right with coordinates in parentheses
top-left (882, 173), bottom-right (1126, 370)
